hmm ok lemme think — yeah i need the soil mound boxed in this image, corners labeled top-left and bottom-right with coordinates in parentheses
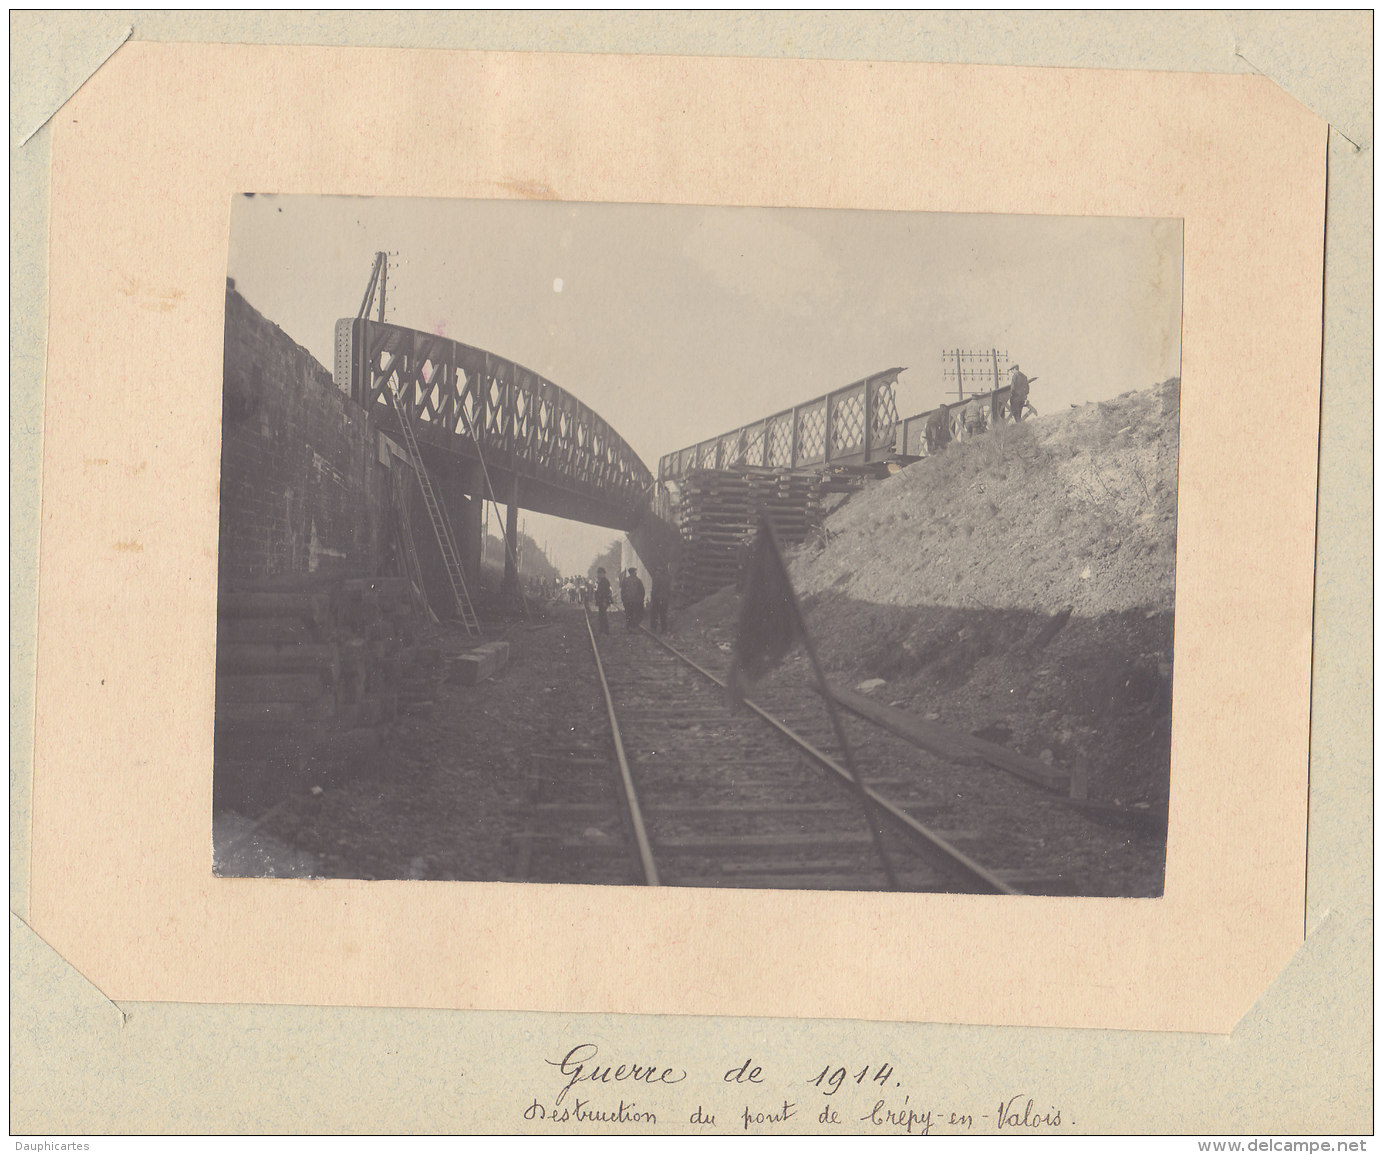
top-left (791, 379), bottom-right (1180, 617)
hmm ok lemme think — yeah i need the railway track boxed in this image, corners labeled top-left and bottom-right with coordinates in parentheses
top-left (510, 613), bottom-right (1023, 894)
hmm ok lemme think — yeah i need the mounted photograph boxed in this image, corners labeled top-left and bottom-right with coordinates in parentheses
top-left (212, 196), bottom-right (1182, 897)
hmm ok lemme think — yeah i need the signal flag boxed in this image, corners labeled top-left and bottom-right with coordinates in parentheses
top-left (726, 518), bottom-right (899, 890)
top-left (727, 520), bottom-right (807, 700)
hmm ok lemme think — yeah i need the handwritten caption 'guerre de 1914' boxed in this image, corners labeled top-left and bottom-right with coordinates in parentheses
top-left (529, 1044), bottom-right (1066, 1134)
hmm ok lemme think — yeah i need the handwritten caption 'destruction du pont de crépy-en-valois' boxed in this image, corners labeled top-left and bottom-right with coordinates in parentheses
top-left (521, 1043), bottom-right (1068, 1133)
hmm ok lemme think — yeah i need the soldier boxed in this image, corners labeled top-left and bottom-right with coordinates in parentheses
top-left (925, 403), bottom-right (952, 454)
top-left (620, 567), bottom-right (646, 630)
top-left (648, 565), bottom-right (671, 634)
top-left (962, 395), bottom-right (987, 439)
top-left (594, 568), bottom-right (612, 634)
top-left (1009, 364), bottom-right (1032, 422)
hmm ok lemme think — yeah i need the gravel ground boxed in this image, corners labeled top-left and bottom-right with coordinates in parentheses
top-left (658, 628), bottom-right (1166, 897)
top-left (255, 605), bottom-right (612, 881)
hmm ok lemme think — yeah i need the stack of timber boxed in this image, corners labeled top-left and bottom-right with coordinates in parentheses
top-left (213, 574), bottom-right (446, 815)
top-left (672, 467), bottom-right (823, 604)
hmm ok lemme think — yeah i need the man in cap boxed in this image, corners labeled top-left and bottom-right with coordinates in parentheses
top-left (1009, 364), bottom-right (1032, 422)
top-left (594, 567), bottom-right (612, 634)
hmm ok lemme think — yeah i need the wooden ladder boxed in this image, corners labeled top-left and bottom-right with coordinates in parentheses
top-left (385, 380), bottom-right (481, 637)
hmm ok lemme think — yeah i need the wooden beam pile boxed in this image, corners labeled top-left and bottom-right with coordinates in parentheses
top-left (672, 467), bottom-right (822, 605)
top-left (213, 575), bottom-right (444, 815)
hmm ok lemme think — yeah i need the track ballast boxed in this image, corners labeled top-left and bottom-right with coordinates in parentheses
top-left (509, 611), bottom-right (1022, 894)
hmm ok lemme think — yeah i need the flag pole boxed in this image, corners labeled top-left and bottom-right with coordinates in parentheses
top-left (761, 522), bottom-right (901, 891)
top-left (795, 612), bottom-right (901, 892)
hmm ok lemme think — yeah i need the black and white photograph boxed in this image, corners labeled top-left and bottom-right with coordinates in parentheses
top-left (212, 195), bottom-right (1182, 896)
top-left (18, 10), bottom-right (1368, 1140)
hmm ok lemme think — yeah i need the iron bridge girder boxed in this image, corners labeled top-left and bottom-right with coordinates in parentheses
top-left (657, 368), bottom-right (905, 482)
top-left (336, 318), bottom-right (657, 531)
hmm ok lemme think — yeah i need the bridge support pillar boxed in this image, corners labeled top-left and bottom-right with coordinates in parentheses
top-left (501, 477), bottom-right (521, 602)
top-left (414, 455), bottom-right (483, 615)
top-left (454, 461), bottom-right (483, 591)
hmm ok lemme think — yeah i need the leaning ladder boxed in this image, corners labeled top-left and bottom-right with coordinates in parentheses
top-left (385, 380), bottom-right (481, 637)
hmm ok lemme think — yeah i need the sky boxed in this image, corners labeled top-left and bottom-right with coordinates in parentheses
top-left (226, 196), bottom-right (1182, 575)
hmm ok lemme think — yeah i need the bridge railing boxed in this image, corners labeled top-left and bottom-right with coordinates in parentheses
top-left (657, 368), bottom-right (904, 482)
top-left (336, 318), bottom-right (655, 513)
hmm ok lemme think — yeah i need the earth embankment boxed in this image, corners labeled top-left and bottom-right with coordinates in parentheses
top-left (793, 379), bottom-right (1180, 616)
top-left (706, 380), bottom-right (1181, 808)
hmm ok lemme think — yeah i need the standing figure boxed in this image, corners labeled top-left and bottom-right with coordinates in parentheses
top-left (620, 567), bottom-right (646, 631)
top-left (1009, 365), bottom-right (1031, 422)
top-left (962, 395), bottom-right (986, 440)
top-left (925, 404), bottom-right (952, 455)
top-left (594, 567), bottom-right (613, 634)
top-left (648, 565), bottom-right (671, 634)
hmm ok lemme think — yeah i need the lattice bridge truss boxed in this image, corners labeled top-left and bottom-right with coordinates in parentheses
top-left (336, 318), bottom-right (657, 531)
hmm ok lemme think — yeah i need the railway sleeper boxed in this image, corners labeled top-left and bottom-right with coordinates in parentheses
top-left (548, 836), bottom-right (640, 856)
top-left (651, 831), bottom-right (877, 854)
top-left (533, 802), bottom-right (623, 816)
top-left (712, 857), bottom-right (890, 875)
top-left (632, 777), bottom-right (835, 792)
top-left (644, 801), bottom-right (856, 816)
top-left (634, 764), bottom-right (823, 779)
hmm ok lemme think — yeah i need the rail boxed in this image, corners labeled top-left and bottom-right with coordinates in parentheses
top-left (639, 628), bottom-right (1022, 896)
top-left (584, 611), bottom-right (660, 885)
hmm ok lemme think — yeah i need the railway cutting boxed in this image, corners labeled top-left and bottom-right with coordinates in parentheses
top-left (214, 213), bottom-right (1178, 900)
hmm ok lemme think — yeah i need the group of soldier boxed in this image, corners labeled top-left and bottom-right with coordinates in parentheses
top-left (924, 364), bottom-right (1035, 455)
top-left (591, 563), bottom-right (671, 636)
